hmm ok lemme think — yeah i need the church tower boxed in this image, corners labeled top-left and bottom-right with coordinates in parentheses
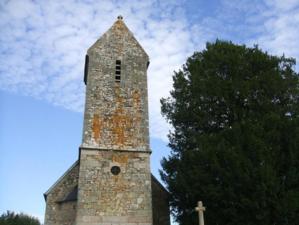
top-left (76, 16), bottom-right (152, 224)
top-left (43, 16), bottom-right (170, 225)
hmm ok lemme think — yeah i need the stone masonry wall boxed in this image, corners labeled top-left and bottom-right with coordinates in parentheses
top-left (44, 162), bottom-right (79, 225)
top-left (44, 17), bottom-right (168, 225)
top-left (76, 18), bottom-right (153, 225)
top-left (152, 176), bottom-right (170, 225)
top-left (76, 149), bottom-right (153, 225)
top-left (82, 18), bottom-right (150, 152)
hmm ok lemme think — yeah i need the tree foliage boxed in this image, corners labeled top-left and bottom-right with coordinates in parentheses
top-left (0, 211), bottom-right (41, 225)
top-left (161, 40), bottom-right (299, 225)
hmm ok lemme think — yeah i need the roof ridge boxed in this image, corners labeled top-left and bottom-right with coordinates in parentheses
top-left (44, 160), bottom-right (79, 200)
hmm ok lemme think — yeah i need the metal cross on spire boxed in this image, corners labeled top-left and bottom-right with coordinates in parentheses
top-left (195, 201), bottom-right (206, 225)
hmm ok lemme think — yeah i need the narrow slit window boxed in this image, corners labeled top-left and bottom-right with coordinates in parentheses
top-left (115, 60), bottom-right (121, 82)
top-left (84, 55), bottom-right (89, 85)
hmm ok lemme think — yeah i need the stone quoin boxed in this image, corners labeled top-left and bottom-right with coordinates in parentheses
top-left (43, 16), bottom-right (170, 225)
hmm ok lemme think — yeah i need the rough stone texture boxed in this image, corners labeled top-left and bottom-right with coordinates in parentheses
top-left (44, 161), bottom-right (79, 225)
top-left (44, 17), bottom-right (170, 225)
top-left (152, 176), bottom-right (170, 225)
top-left (44, 161), bottom-right (170, 225)
top-left (82, 18), bottom-right (150, 152)
top-left (76, 150), bottom-right (152, 225)
top-left (76, 17), bottom-right (153, 225)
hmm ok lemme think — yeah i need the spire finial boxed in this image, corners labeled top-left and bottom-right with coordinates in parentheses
top-left (117, 15), bottom-right (123, 20)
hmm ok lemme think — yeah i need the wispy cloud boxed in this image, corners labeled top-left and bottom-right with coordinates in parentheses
top-left (206, 0), bottom-right (299, 61)
top-left (0, 0), bottom-right (194, 142)
top-left (255, 0), bottom-right (299, 60)
top-left (0, 0), bottom-right (299, 142)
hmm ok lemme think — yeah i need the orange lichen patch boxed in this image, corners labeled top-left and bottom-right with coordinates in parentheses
top-left (133, 90), bottom-right (142, 123)
top-left (95, 87), bottom-right (145, 149)
top-left (110, 110), bottom-right (133, 146)
top-left (107, 87), bottom-right (133, 147)
top-left (112, 175), bottom-right (119, 183)
top-left (132, 90), bottom-right (141, 108)
top-left (113, 19), bottom-right (126, 32)
top-left (111, 21), bottom-right (126, 54)
top-left (92, 114), bottom-right (101, 142)
top-left (112, 178), bottom-right (129, 192)
top-left (112, 154), bottom-right (129, 164)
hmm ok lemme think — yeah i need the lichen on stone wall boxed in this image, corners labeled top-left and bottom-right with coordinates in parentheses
top-left (82, 17), bottom-right (150, 152)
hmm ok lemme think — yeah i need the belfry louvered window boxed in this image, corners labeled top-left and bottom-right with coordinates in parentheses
top-left (115, 60), bottom-right (121, 82)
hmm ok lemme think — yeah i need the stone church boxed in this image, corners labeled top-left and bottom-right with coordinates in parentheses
top-left (43, 16), bottom-right (170, 225)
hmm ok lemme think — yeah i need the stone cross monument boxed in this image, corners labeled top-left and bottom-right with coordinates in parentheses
top-left (195, 201), bottom-right (206, 225)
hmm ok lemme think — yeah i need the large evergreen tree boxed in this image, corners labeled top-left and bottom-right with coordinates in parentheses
top-left (161, 40), bottom-right (299, 225)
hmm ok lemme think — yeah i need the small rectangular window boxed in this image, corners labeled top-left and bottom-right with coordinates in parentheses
top-left (84, 55), bottom-right (89, 85)
top-left (115, 60), bottom-right (121, 82)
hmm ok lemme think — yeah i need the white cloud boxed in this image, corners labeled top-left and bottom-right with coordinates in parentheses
top-left (192, 0), bottom-right (299, 68)
top-left (255, 1), bottom-right (299, 62)
top-left (264, 0), bottom-right (299, 11)
top-left (0, 0), bottom-right (197, 143)
top-left (1, 1), bottom-right (299, 224)
top-left (1, 0), bottom-right (298, 144)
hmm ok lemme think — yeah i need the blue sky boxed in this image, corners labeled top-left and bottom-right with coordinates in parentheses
top-left (1, 0), bottom-right (299, 223)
